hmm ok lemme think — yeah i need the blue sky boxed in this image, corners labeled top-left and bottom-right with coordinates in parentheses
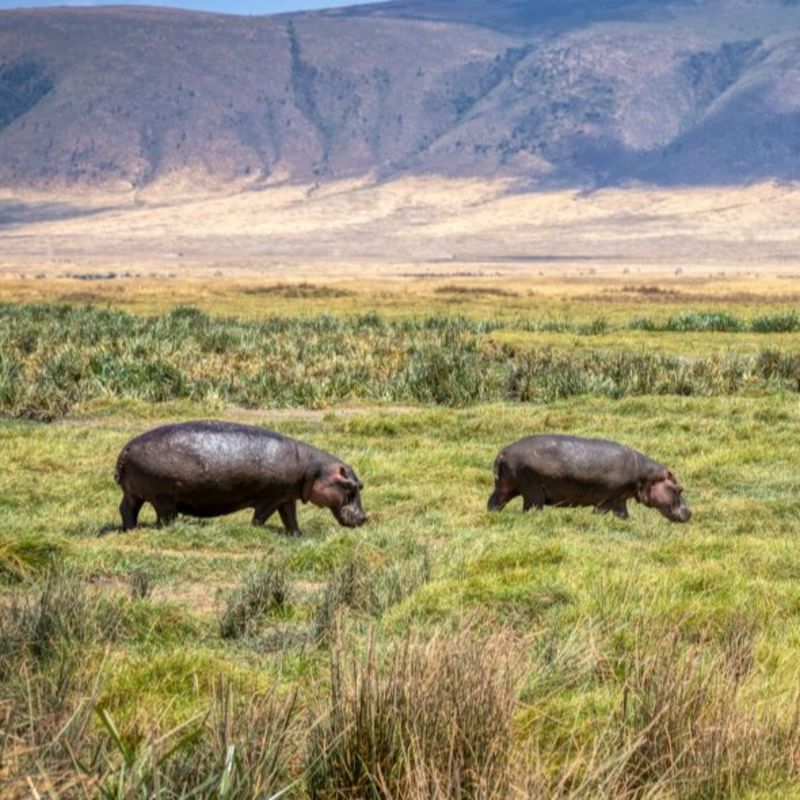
top-left (0, 0), bottom-right (379, 12)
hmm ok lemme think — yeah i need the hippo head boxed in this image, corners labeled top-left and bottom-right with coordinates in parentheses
top-left (303, 462), bottom-right (367, 528)
top-left (637, 471), bottom-right (691, 523)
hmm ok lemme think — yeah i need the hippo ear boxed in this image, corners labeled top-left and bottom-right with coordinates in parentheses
top-left (334, 465), bottom-right (359, 491)
top-left (666, 470), bottom-right (682, 489)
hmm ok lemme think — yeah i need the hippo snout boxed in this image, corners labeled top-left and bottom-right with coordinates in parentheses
top-left (333, 504), bottom-right (368, 528)
top-left (662, 502), bottom-right (691, 523)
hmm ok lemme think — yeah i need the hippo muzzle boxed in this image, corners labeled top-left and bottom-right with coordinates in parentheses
top-left (333, 500), bottom-right (368, 528)
top-left (658, 498), bottom-right (692, 523)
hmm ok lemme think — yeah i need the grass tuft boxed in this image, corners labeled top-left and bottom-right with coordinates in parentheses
top-left (129, 566), bottom-right (154, 600)
top-left (307, 629), bottom-right (520, 799)
top-left (615, 624), bottom-right (798, 798)
top-left (313, 550), bottom-right (430, 644)
top-left (219, 567), bottom-right (288, 640)
top-left (0, 534), bottom-right (63, 583)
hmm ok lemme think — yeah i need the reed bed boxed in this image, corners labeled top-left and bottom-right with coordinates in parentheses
top-left (1, 304), bottom-right (798, 419)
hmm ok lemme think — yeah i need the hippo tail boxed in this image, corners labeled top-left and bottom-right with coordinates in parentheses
top-left (487, 451), bottom-right (508, 511)
top-left (114, 448), bottom-right (129, 486)
top-left (491, 452), bottom-right (501, 481)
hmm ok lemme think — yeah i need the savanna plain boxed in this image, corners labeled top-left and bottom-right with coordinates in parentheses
top-left (2, 271), bottom-right (800, 799)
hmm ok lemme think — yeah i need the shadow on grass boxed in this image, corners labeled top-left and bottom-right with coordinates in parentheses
top-left (93, 519), bottom-right (309, 540)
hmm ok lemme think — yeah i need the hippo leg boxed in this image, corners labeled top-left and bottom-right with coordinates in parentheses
top-left (612, 499), bottom-right (629, 520)
top-left (120, 495), bottom-right (144, 531)
top-left (252, 499), bottom-right (282, 527)
top-left (594, 496), bottom-right (629, 520)
top-left (522, 486), bottom-right (545, 513)
top-left (278, 501), bottom-right (303, 537)
top-left (153, 497), bottom-right (178, 527)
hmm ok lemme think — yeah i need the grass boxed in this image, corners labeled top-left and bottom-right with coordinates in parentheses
top-left (2, 283), bottom-right (800, 796)
top-left (630, 310), bottom-right (800, 333)
top-left (307, 630), bottom-right (521, 799)
top-left (487, 328), bottom-right (800, 356)
top-left (0, 533), bottom-right (64, 582)
top-left (219, 566), bottom-right (288, 640)
top-left (1, 304), bottom-right (800, 418)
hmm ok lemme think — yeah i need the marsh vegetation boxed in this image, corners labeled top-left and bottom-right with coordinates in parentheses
top-left (1, 283), bottom-right (799, 797)
top-left (1, 304), bottom-right (799, 419)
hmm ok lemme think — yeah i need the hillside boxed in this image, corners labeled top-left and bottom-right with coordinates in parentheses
top-left (1, 0), bottom-right (800, 192)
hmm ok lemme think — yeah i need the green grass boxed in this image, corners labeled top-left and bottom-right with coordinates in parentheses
top-left (631, 310), bottom-right (800, 333)
top-left (3, 298), bottom-right (800, 796)
top-left (1, 304), bottom-right (799, 418)
top-left (3, 407), bottom-right (800, 649)
top-left (488, 328), bottom-right (800, 356)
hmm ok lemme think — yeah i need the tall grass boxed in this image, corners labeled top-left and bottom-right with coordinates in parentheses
top-left (751, 310), bottom-right (800, 333)
top-left (307, 630), bottom-right (520, 800)
top-left (313, 551), bottom-right (431, 644)
top-left (504, 348), bottom-right (800, 400)
top-left (629, 311), bottom-right (746, 332)
top-left (630, 310), bottom-right (800, 333)
top-left (307, 621), bottom-right (800, 799)
top-left (0, 568), bottom-right (121, 678)
top-left (0, 570), bottom-right (301, 798)
top-left (1, 304), bottom-right (799, 418)
top-left (3, 571), bottom-right (799, 798)
top-left (91, 681), bottom-right (301, 799)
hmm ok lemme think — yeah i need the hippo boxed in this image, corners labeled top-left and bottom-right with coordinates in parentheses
top-left (488, 434), bottom-right (690, 523)
top-left (114, 421), bottom-right (367, 535)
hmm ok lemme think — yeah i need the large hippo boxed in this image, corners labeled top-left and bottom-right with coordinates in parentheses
top-left (114, 421), bottom-right (367, 535)
top-left (488, 434), bottom-right (690, 523)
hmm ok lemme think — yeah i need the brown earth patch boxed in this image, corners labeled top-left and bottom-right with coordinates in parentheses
top-left (241, 282), bottom-right (354, 299)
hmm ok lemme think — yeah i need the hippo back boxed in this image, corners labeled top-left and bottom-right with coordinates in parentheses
top-left (117, 421), bottom-right (303, 487)
top-left (507, 434), bottom-right (663, 488)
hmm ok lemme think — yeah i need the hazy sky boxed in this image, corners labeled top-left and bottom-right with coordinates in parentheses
top-left (0, 0), bottom-right (380, 12)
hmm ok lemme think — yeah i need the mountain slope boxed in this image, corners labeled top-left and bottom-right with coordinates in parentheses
top-left (1, 0), bottom-right (800, 191)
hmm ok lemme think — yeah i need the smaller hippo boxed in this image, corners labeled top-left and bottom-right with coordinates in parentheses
top-left (488, 434), bottom-right (690, 523)
top-left (114, 421), bottom-right (367, 535)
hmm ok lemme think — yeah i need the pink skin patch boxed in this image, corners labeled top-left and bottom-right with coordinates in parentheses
top-left (639, 472), bottom-right (691, 523)
top-left (304, 464), bottom-right (367, 527)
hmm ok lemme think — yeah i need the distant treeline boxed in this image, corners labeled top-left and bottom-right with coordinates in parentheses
top-left (1, 304), bottom-right (798, 419)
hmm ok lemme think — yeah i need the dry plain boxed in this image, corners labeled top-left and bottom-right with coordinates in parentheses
top-left (3, 178), bottom-right (800, 279)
